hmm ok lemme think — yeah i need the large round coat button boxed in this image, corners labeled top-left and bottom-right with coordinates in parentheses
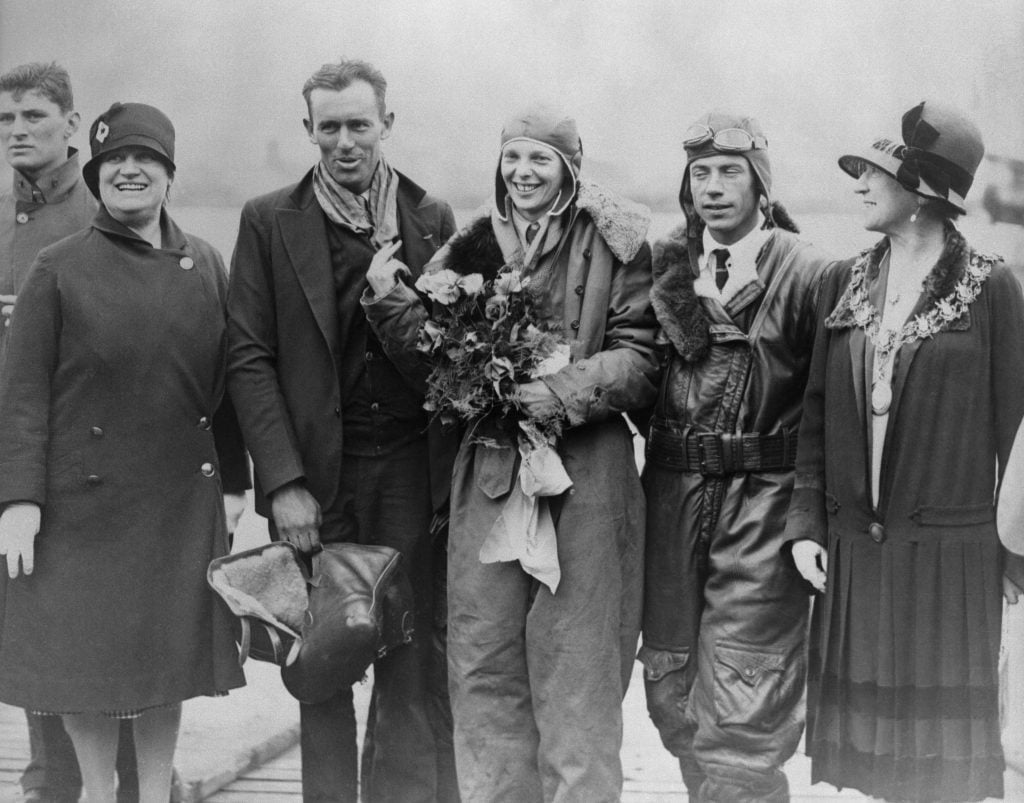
top-left (86, 474), bottom-right (102, 487)
top-left (575, 285), bottom-right (584, 296)
top-left (90, 426), bottom-right (104, 438)
top-left (200, 462), bottom-right (215, 477)
top-left (868, 522), bottom-right (886, 543)
top-left (15, 212), bottom-right (29, 224)
top-left (570, 320), bottom-right (580, 330)
top-left (197, 416), bottom-right (211, 430)
top-left (179, 256), bottom-right (195, 270)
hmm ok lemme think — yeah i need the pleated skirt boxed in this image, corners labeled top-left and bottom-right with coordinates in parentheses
top-left (806, 527), bottom-right (1005, 802)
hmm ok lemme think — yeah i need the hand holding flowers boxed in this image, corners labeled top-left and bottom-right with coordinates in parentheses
top-left (414, 265), bottom-right (566, 443)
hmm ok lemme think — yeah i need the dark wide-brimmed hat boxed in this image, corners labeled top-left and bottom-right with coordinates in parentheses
top-left (83, 102), bottom-right (176, 198)
top-left (838, 100), bottom-right (983, 214)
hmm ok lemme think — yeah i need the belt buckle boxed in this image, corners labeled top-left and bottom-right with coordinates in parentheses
top-left (697, 433), bottom-right (725, 476)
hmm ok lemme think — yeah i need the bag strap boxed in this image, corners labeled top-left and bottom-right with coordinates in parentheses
top-left (238, 618), bottom-right (251, 667)
top-left (236, 616), bottom-right (289, 667)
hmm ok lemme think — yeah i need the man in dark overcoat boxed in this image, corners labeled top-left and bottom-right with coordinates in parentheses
top-left (226, 59), bottom-right (458, 803)
top-left (0, 60), bottom-right (142, 803)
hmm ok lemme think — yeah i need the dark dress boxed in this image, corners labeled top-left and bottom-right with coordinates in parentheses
top-left (786, 228), bottom-right (1024, 801)
top-left (0, 207), bottom-right (247, 713)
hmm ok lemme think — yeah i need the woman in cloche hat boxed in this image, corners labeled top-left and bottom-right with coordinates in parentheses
top-left (786, 100), bottom-right (1024, 801)
top-left (0, 102), bottom-right (248, 803)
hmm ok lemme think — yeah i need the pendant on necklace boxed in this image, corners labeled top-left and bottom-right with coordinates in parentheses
top-left (871, 380), bottom-right (893, 416)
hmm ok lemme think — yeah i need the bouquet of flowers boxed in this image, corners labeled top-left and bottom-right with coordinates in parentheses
top-left (414, 265), bottom-right (569, 446)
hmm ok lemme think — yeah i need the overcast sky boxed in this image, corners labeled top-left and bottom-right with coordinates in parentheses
top-left (1, 0), bottom-right (1021, 210)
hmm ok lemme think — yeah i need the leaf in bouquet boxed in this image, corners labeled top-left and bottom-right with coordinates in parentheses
top-left (483, 355), bottom-right (515, 382)
top-left (417, 319), bottom-right (446, 353)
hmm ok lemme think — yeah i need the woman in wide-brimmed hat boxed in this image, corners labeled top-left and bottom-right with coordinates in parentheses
top-left (786, 100), bottom-right (1024, 802)
top-left (0, 102), bottom-right (248, 803)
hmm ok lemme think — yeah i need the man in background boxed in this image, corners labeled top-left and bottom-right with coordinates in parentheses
top-left (0, 61), bottom-right (144, 803)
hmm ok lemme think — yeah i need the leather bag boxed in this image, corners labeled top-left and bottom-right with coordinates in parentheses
top-left (207, 541), bottom-right (414, 703)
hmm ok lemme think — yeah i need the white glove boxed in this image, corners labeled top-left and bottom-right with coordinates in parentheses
top-left (791, 539), bottom-right (827, 593)
top-left (0, 503), bottom-right (41, 578)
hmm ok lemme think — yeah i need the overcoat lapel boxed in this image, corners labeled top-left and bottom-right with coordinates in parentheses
top-left (279, 182), bottom-right (338, 356)
top-left (396, 187), bottom-right (442, 277)
top-left (886, 294), bottom-right (930, 437)
top-left (848, 328), bottom-right (869, 438)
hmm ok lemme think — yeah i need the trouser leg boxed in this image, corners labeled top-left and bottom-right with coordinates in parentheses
top-left (448, 512), bottom-right (540, 803)
top-left (528, 461), bottom-right (641, 803)
top-left (448, 564), bottom-right (540, 801)
top-left (428, 527), bottom-right (460, 803)
top-left (331, 440), bottom-right (452, 802)
top-left (641, 469), bottom-right (706, 797)
top-left (689, 490), bottom-right (810, 803)
top-left (22, 711), bottom-right (82, 801)
top-left (689, 609), bottom-right (806, 802)
top-left (299, 687), bottom-right (358, 803)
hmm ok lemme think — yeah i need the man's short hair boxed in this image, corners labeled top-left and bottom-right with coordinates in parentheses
top-left (0, 62), bottom-right (74, 113)
top-left (302, 59), bottom-right (387, 120)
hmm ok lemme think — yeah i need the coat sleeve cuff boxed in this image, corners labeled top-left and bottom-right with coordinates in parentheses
top-left (1005, 550), bottom-right (1024, 591)
top-left (784, 486), bottom-right (828, 547)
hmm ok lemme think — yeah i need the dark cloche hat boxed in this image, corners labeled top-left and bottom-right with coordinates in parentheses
top-left (838, 100), bottom-right (984, 214)
top-left (83, 102), bottom-right (176, 198)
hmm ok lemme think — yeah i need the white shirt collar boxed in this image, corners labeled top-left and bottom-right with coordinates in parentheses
top-left (695, 217), bottom-right (771, 304)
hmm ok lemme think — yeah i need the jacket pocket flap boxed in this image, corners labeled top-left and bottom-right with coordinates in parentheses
top-left (637, 645), bottom-right (690, 682)
top-left (715, 644), bottom-right (784, 686)
top-left (911, 502), bottom-right (993, 526)
top-left (475, 442), bottom-right (517, 500)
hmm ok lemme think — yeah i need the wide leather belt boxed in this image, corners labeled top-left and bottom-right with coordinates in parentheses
top-left (647, 427), bottom-right (798, 476)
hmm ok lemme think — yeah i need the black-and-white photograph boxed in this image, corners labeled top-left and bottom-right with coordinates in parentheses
top-left (0, 1), bottom-right (1023, 801)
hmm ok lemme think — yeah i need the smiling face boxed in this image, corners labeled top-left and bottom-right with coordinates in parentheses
top-left (500, 141), bottom-right (566, 221)
top-left (854, 163), bottom-right (919, 234)
top-left (305, 81), bottom-right (393, 194)
top-left (97, 147), bottom-right (171, 228)
top-left (688, 154), bottom-right (761, 245)
top-left (0, 89), bottom-right (78, 181)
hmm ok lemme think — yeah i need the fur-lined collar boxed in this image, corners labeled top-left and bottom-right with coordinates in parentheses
top-left (650, 224), bottom-right (713, 361)
top-left (826, 224), bottom-right (996, 334)
top-left (457, 179), bottom-right (651, 268)
top-left (650, 219), bottom-right (810, 361)
top-left (444, 215), bottom-right (507, 282)
top-left (574, 180), bottom-right (650, 263)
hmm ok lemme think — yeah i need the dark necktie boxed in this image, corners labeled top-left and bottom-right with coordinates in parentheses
top-left (713, 248), bottom-right (730, 291)
top-left (525, 222), bottom-right (540, 245)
